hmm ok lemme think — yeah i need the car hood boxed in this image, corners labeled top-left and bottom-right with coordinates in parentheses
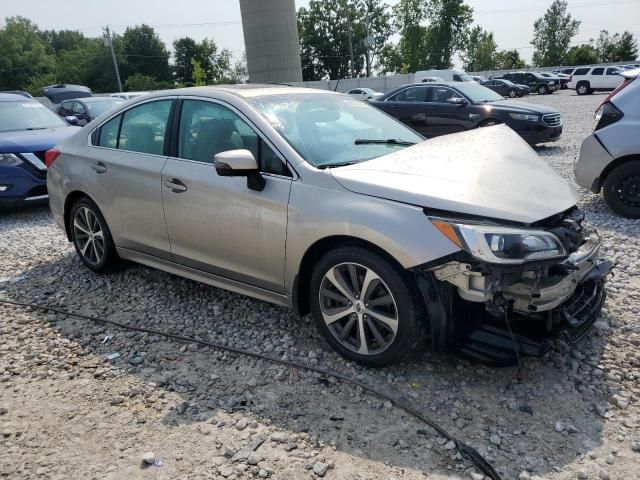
top-left (0, 126), bottom-right (81, 154)
top-left (330, 125), bottom-right (578, 224)
top-left (483, 99), bottom-right (558, 114)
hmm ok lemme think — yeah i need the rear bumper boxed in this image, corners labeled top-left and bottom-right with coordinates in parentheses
top-left (574, 133), bottom-right (614, 192)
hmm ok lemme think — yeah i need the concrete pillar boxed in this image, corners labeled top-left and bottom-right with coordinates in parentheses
top-left (239, 0), bottom-right (303, 84)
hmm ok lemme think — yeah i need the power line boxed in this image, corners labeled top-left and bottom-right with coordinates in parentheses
top-left (474, 0), bottom-right (640, 16)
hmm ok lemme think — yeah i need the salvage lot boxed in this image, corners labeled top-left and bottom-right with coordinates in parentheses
top-left (1, 90), bottom-right (639, 480)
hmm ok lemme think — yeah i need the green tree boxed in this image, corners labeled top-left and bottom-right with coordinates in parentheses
top-left (120, 24), bottom-right (171, 82)
top-left (566, 44), bottom-right (599, 65)
top-left (124, 73), bottom-right (172, 91)
top-left (39, 29), bottom-right (87, 55)
top-left (531, 0), bottom-right (580, 67)
top-left (297, 0), bottom-right (392, 80)
top-left (0, 16), bottom-right (54, 91)
top-left (615, 31), bottom-right (638, 61)
top-left (190, 59), bottom-right (207, 86)
top-left (462, 26), bottom-right (498, 72)
top-left (424, 0), bottom-right (473, 68)
top-left (495, 49), bottom-right (526, 70)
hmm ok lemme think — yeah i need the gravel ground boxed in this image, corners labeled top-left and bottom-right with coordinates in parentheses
top-left (1, 89), bottom-right (639, 480)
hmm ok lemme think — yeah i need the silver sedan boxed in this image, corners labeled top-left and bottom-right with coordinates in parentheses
top-left (47, 85), bottom-right (610, 366)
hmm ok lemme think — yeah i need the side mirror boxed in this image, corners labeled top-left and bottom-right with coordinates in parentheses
top-left (448, 97), bottom-right (468, 106)
top-left (64, 115), bottom-right (79, 125)
top-left (214, 149), bottom-right (265, 191)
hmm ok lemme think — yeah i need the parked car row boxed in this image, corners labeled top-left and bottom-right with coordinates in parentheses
top-left (45, 84), bottom-right (612, 367)
top-left (491, 71), bottom-right (560, 95)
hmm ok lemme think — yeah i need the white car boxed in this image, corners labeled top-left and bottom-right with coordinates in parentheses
top-left (568, 66), bottom-right (624, 95)
top-left (346, 88), bottom-right (383, 101)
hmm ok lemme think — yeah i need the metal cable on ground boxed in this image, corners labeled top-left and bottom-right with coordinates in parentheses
top-left (0, 298), bottom-right (503, 480)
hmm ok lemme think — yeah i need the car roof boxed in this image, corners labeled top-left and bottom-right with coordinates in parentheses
top-left (0, 93), bottom-right (34, 102)
top-left (138, 84), bottom-right (337, 100)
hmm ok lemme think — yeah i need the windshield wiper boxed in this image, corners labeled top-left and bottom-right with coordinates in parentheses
top-left (317, 161), bottom-right (359, 169)
top-left (354, 138), bottom-right (415, 146)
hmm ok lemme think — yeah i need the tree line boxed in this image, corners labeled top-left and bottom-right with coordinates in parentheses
top-left (299, 0), bottom-right (638, 79)
top-left (1, 0), bottom-right (638, 92)
top-left (0, 17), bottom-right (247, 94)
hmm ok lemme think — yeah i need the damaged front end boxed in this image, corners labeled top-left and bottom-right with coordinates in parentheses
top-left (417, 208), bottom-right (612, 366)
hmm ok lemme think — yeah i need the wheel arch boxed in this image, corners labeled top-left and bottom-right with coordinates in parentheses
top-left (63, 190), bottom-right (99, 241)
top-left (292, 235), bottom-right (408, 317)
top-left (594, 154), bottom-right (640, 192)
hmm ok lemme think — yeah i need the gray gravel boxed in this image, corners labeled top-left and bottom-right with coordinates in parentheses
top-left (1, 89), bottom-right (639, 479)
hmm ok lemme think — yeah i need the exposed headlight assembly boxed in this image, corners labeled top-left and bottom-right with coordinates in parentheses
top-left (508, 113), bottom-right (539, 122)
top-left (0, 153), bottom-right (23, 167)
top-left (430, 218), bottom-right (567, 264)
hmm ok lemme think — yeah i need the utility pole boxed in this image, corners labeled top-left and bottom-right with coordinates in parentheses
top-left (343, 1), bottom-right (355, 78)
top-left (103, 26), bottom-right (123, 92)
top-left (364, 13), bottom-right (372, 78)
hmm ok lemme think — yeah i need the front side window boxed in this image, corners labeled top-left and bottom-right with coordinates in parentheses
top-left (73, 102), bottom-right (87, 116)
top-left (247, 93), bottom-right (423, 168)
top-left (592, 67), bottom-right (604, 75)
top-left (60, 101), bottom-right (74, 116)
top-left (429, 86), bottom-right (458, 103)
top-left (177, 100), bottom-right (290, 176)
top-left (118, 100), bottom-right (172, 155)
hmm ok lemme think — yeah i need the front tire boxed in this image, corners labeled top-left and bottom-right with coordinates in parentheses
top-left (70, 198), bottom-right (118, 272)
top-left (576, 82), bottom-right (590, 95)
top-left (309, 246), bottom-right (425, 367)
top-left (537, 84), bottom-right (549, 95)
top-left (508, 89), bottom-right (517, 98)
top-left (602, 161), bottom-right (640, 218)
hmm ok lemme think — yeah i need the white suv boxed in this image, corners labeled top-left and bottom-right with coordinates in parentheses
top-left (568, 66), bottom-right (624, 95)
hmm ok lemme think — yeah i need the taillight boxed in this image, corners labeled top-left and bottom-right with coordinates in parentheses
top-left (594, 102), bottom-right (624, 131)
top-left (45, 149), bottom-right (60, 167)
top-left (597, 77), bottom-right (632, 111)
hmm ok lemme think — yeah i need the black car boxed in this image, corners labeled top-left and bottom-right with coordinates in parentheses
top-left (494, 72), bottom-right (559, 95)
top-left (41, 84), bottom-right (92, 105)
top-left (369, 82), bottom-right (562, 145)
top-left (481, 79), bottom-right (530, 98)
top-left (54, 97), bottom-right (124, 126)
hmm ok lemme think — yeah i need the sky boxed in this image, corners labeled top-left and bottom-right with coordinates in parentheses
top-left (2, 0), bottom-right (640, 67)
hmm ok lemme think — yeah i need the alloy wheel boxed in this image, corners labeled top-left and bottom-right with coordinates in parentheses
top-left (577, 85), bottom-right (587, 94)
top-left (508, 90), bottom-right (517, 98)
top-left (617, 174), bottom-right (640, 207)
top-left (319, 262), bottom-right (398, 356)
top-left (73, 206), bottom-right (105, 265)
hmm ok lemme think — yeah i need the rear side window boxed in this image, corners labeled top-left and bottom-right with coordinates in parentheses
top-left (591, 67), bottom-right (604, 75)
top-left (606, 67), bottom-right (620, 75)
top-left (97, 115), bottom-right (121, 148)
top-left (573, 68), bottom-right (590, 75)
top-left (389, 86), bottom-right (427, 102)
top-left (453, 74), bottom-right (461, 81)
top-left (118, 100), bottom-right (173, 155)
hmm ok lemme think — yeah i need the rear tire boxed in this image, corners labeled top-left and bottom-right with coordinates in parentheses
top-left (602, 161), bottom-right (640, 218)
top-left (69, 198), bottom-right (118, 272)
top-left (309, 246), bottom-right (425, 367)
top-left (576, 82), bottom-right (590, 95)
top-left (537, 84), bottom-right (549, 95)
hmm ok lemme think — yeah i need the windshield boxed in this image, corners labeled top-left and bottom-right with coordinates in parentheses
top-left (247, 93), bottom-right (423, 168)
top-left (454, 82), bottom-right (505, 103)
top-left (0, 100), bottom-right (67, 133)
top-left (86, 100), bottom-right (123, 117)
top-left (458, 73), bottom-right (473, 81)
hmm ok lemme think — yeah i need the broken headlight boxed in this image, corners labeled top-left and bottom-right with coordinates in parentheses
top-left (430, 219), bottom-right (567, 264)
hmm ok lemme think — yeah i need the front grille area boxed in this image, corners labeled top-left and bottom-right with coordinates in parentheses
top-left (543, 113), bottom-right (562, 127)
top-left (561, 279), bottom-right (605, 343)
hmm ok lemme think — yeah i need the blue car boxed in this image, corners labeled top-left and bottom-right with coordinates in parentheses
top-left (0, 93), bottom-right (80, 208)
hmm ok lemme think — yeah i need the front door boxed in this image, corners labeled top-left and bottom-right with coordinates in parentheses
top-left (161, 99), bottom-right (293, 292)
top-left (423, 85), bottom-right (473, 137)
top-left (85, 98), bottom-right (174, 259)
top-left (378, 86), bottom-right (430, 136)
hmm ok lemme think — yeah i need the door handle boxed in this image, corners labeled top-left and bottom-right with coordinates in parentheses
top-left (390, 105), bottom-right (400, 109)
top-left (90, 161), bottom-right (107, 174)
top-left (163, 178), bottom-right (187, 193)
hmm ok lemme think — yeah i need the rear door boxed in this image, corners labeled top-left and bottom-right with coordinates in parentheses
top-left (590, 67), bottom-right (605, 88)
top-left (85, 98), bottom-right (175, 259)
top-left (378, 86), bottom-right (430, 136)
